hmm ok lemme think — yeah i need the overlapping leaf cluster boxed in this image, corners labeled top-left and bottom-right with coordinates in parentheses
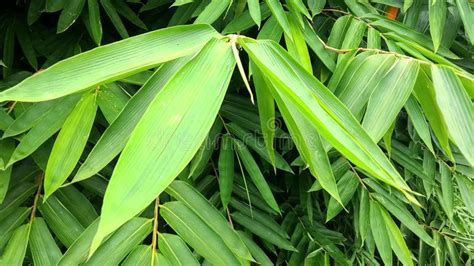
top-left (0, 0), bottom-right (473, 265)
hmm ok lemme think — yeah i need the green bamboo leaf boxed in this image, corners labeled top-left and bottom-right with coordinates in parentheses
top-left (252, 63), bottom-right (276, 168)
top-left (0, 223), bottom-right (29, 266)
top-left (84, 218), bottom-right (152, 265)
top-left (233, 139), bottom-right (280, 213)
top-left (358, 189), bottom-right (369, 243)
top-left (57, 0), bottom-right (86, 33)
top-left (39, 195), bottom-right (85, 247)
top-left (55, 186), bottom-right (98, 227)
top-left (248, 0), bottom-right (261, 27)
top-left (264, 0), bottom-right (292, 38)
top-left (0, 207), bottom-right (31, 250)
top-left (195, 0), bottom-right (231, 24)
top-left (44, 91), bottom-right (97, 198)
top-left (439, 163), bottom-right (454, 221)
top-left (301, 20), bottom-right (336, 72)
top-left (372, 193), bottom-right (435, 247)
top-left (380, 207), bottom-right (413, 266)
top-left (412, 68), bottom-right (451, 159)
top-left (219, 134), bottom-right (235, 208)
top-left (100, 0), bottom-right (128, 38)
top-left (237, 231), bottom-right (273, 266)
top-left (73, 57), bottom-right (190, 183)
top-left (171, 0), bottom-right (194, 7)
top-left (284, 13), bottom-right (312, 72)
top-left (431, 65), bottom-right (474, 166)
top-left (326, 171), bottom-right (358, 221)
top-left (29, 217), bottom-right (62, 266)
top-left (367, 27), bottom-right (381, 49)
top-left (240, 38), bottom-right (418, 204)
top-left (404, 96), bottom-right (434, 154)
top-left (270, 79), bottom-right (341, 205)
top-left (0, 24), bottom-right (218, 102)
top-left (428, 0), bottom-right (446, 52)
top-left (91, 38), bottom-right (235, 254)
top-left (455, 0), bottom-right (474, 45)
top-left (87, 0), bottom-right (102, 45)
top-left (161, 201), bottom-right (241, 265)
top-left (362, 57), bottom-right (420, 141)
top-left (370, 200), bottom-right (392, 266)
top-left (231, 211), bottom-right (296, 251)
top-left (158, 233), bottom-right (199, 266)
top-left (166, 180), bottom-right (252, 261)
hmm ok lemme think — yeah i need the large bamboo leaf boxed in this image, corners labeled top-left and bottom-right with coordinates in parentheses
top-left (0, 223), bottom-right (29, 266)
top-left (0, 25), bottom-right (218, 102)
top-left (239, 38), bottom-right (417, 203)
top-left (431, 65), bottom-right (474, 166)
top-left (91, 38), bottom-right (235, 254)
top-left (44, 91), bottom-right (97, 198)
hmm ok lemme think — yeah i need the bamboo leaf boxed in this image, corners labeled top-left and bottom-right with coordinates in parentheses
top-left (233, 139), bottom-right (280, 213)
top-left (87, 0), bottom-right (102, 45)
top-left (158, 233), bottom-right (199, 266)
top-left (428, 0), bottom-right (446, 52)
top-left (44, 91), bottom-right (97, 198)
top-left (91, 38), bottom-right (235, 254)
top-left (240, 38), bottom-right (418, 204)
top-left (0, 223), bottom-right (30, 266)
top-left (195, 0), bottom-right (231, 24)
top-left (431, 65), bottom-right (474, 166)
top-left (370, 200), bottom-right (392, 266)
top-left (166, 180), bottom-right (252, 261)
top-left (29, 217), bottom-right (62, 266)
top-left (161, 201), bottom-right (241, 265)
top-left (57, 0), bottom-right (86, 33)
top-left (0, 25), bottom-right (218, 102)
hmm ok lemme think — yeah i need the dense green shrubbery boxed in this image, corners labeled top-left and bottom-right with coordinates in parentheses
top-left (0, 0), bottom-right (473, 265)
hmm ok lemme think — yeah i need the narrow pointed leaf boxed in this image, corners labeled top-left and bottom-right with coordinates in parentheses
top-left (0, 24), bottom-right (218, 102)
top-left (0, 224), bottom-right (29, 266)
top-left (44, 91), bottom-right (97, 198)
top-left (29, 218), bottom-right (62, 266)
top-left (159, 233), bottom-right (199, 266)
top-left (431, 65), bottom-right (474, 166)
top-left (218, 134), bottom-right (235, 208)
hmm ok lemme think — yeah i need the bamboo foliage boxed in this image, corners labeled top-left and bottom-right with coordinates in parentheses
top-left (0, 0), bottom-right (472, 265)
